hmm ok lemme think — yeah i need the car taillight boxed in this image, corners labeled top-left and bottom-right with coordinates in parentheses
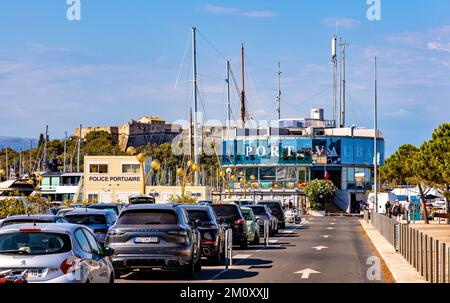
top-left (234, 219), bottom-right (245, 225)
top-left (60, 256), bottom-right (82, 274)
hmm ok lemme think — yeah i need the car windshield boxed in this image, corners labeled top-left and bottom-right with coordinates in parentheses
top-left (241, 210), bottom-right (253, 221)
top-left (0, 232), bottom-right (71, 255)
top-left (211, 205), bottom-right (240, 222)
top-left (66, 214), bottom-right (107, 225)
top-left (2, 219), bottom-right (52, 227)
top-left (117, 210), bottom-right (178, 225)
top-left (88, 206), bottom-right (118, 214)
top-left (260, 203), bottom-right (282, 214)
top-left (249, 206), bottom-right (266, 215)
top-left (186, 210), bottom-right (212, 224)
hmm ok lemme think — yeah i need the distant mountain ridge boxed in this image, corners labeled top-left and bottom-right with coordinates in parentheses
top-left (0, 136), bottom-right (39, 151)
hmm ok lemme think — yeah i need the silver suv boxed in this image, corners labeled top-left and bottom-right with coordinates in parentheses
top-left (105, 204), bottom-right (202, 279)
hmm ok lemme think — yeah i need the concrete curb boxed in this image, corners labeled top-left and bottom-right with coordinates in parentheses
top-left (359, 219), bottom-right (428, 283)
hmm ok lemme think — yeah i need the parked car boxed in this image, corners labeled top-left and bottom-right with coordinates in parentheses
top-left (0, 215), bottom-right (69, 228)
top-left (65, 209), bottom-right (117, 245)
top-left (211, 203), bottom-right (248, 249)
top-left (87, 203), bottom-right (125, 216)
top-left (197, 200), bottom-right (214, 206)
top-left (128, 195), bottom-right (155, 205)
top-left (0, 223), bottom-right (115, 283)
top-left (105, 204), bottom-right (202, 279)
top-left (240, 207), bottom-right (260, 245)
top-left (247, 205), bottom-right (278, 236)
top-left (257, 200), bottom-right (286, 229)
top-left (182, 205), bottom-right (226, 264)
top-left (56, 208), bottom-right (75, 217)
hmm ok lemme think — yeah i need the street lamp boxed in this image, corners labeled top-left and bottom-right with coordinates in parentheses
top-left (239, 172), bottom-right (256, 199)
top-left (176, 161), bottom-right (201, 199)
top-left (126, 146), bottom-right (161, 195)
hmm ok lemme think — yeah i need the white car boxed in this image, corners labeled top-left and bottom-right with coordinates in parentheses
top-left (0, 223), bottom-right (115, 283)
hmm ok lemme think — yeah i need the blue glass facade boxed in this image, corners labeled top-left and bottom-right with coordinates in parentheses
top-left (221, 137), bottom-right (385, 167)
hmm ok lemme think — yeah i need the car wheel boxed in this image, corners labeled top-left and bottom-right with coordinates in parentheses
top-left (182, 260), bottom-right (196, 280)
top-left (252, 234), bottom-right (260, 245)
top-left (209, 250), bottom-right (222, 265)
top-left (239, 240), bottom-right (248, 250)
top-left (281, 222), bottom-right (286, 229)
top-left (109, 274), bottom-right (115, 284)
top-left (194, 257), bottom-right (202, 273)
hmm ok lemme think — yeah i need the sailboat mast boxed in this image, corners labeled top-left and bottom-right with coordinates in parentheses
top-left (64, 131), bottom-right (67, 173)
top-left (226, 60), bottom-right (231, 130)
top-left (192, 26), bottom-right (200, 185)
top-left (43, 125), bottom-right (48, 172)
top-left (240, 43), bottom-right (246, 128)
top-left (276, 62), bottom-right (282, 120)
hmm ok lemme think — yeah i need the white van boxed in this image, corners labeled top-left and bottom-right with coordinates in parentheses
top-left (367, 192), bottom-right (398, 214)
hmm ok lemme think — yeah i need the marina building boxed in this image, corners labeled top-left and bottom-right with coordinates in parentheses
top-left (218, 109), bottom-right (385, 213)
top-left (83, 156), bottom-right (212, 203)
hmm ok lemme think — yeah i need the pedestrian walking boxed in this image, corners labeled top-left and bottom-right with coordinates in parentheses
top-left (404, 198), bottom-right (412, 224)
top-left (392, 201), bottom-right (402, 222)
top-left (385, 200), bottom-right (392, 218)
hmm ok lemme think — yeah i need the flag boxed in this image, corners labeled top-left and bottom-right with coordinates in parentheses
top-left (324, 170), bottom-right (330, 181)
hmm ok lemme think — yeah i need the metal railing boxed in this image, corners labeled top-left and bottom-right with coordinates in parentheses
top-left (365, 210), bottom-right (450, 283)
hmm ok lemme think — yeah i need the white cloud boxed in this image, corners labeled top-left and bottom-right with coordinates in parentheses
top-left (384, 109), bottom-right (411, 118)
top-left (322, 17), bottom-right (360, 29)
top-left (427, 41), bottom-right (450, 53)
top-left (201, 4), bottom-right (279, 18)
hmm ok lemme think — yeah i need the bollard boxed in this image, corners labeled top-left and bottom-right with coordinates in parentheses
top-left (435, 240), bottom-right (440, 283)
top-left (430, 237), bottom-right (434, 283)
top-left (420, 232), bottom-right (424, 277)
top-left (264, 220), bottom-right (269, 247)
top-left (440, 243), bottom-right (446, 283)
top-left (224, 229), bottom-right (233, 269)
top-left (425, 235), bottom-right (429, 281)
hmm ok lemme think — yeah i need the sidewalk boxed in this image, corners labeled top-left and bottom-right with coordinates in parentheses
top-left (359, 220), bottom-right (428, 283)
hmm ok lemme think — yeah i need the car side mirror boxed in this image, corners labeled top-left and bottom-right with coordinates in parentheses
top-left (102, 246), bottom-right (114, 257)
top-left (217, 218), bottom-right (224, 224)
top-left (190, 219), bottom-right (201, 227)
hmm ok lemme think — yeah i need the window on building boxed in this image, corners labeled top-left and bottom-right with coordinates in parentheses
top-left (88, 194), bottom-right (99, 203)
top-left (122, 164), bottom-right (141, 174)
top-left (89, 164), bottom-right (108, 174)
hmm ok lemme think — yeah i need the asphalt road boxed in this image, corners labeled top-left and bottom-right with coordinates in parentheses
top-left (116, 216), bottom-right (389, 283)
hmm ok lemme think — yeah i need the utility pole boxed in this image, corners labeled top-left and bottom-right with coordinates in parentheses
top-left (77, 125), bottom-right (82, 173)
top-left (332, 36), bottom-right (338, 127)
top-left (43, 125), bottom-right (48, 171)
top-left (192, 27), bottom-right (200, 185)
top-left (374, 56), bottom-right (379, 214)
top-left (241, 43), bottom-right (246, 128)
top-left (63, 131), bottom-right (67, 173)
top-left (226, 60), bottom-right (231, 131)
top-left (276, 62), bottom-right (282, 121)
top-left (339, 38), bottom-right (349, 128)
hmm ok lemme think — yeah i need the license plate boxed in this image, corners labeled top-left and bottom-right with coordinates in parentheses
top-left (134, 237), bottom-right (159, 244)
top-left (27, 270), bottom-right (43, 278)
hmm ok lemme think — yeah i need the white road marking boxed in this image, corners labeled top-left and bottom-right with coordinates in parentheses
top-left (330, 223), bottom-right (336, 225)
top-left (326, 227), bottom-right (335, 230)
top-left (280, 230), bottom-right (294, 234)
top-left (233, 254), bottom-right (252, 259)
top-left (295, 268), bottom-right (321, 279)
top-left (269, 239), bottom-right (279, 244)
top-left (312, 246), bottom-right (328, 251)
top-left (321, 235), bottom-right (332, 239)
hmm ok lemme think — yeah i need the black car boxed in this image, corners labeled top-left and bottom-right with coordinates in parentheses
top-left (0, 215), bottom-right (69, 228)
top-left (247, 205), bottom-right (278, 236)
top-left (105, 204), bottom-right (202, 279)
top-left (182, 205), bottom-right (226, 264)
top-left (257, 200), bottom-right (286, 229)
top-left (211, 203), bottom-right (248, 249)
top-left (87, 203), bottom-right (125, 216)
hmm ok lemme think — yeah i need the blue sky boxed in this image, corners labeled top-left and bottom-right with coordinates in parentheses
top-left (0, 0), bottom-right (449, 155)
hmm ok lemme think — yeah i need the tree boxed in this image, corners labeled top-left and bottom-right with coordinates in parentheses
top-left (380, 144), bottom-right (431, 223)
top-left (304, 180), bottom-right (337, 211)
top-left (413, 123), bottom-right (450, 221)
